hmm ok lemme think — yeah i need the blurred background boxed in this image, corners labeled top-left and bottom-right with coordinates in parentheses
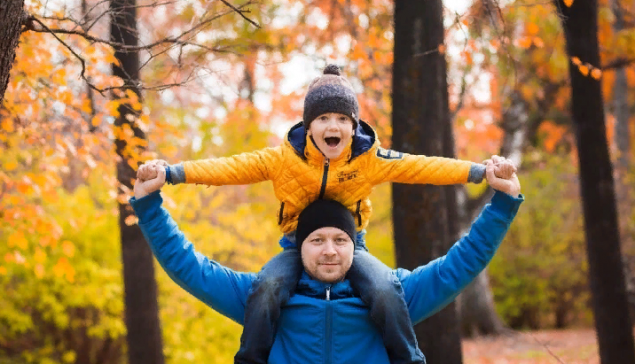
top-left (1, 0), bottom-right (634, 363)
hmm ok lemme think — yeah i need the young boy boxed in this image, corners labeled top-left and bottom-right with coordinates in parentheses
top-left (138, 64), bottom-right (515, 364)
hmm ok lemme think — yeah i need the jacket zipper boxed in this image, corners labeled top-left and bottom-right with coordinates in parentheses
top-left (277, 202), bottom-right (285, 225)
top-left (318, 158), bottom-right (330, 199)
top-left (325, 285), bottom-right (332, 364)
top-left (355, 200), bottom-right (362, 227)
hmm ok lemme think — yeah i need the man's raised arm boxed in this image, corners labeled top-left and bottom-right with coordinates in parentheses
top-left (130, 166), bottom-right (255, 325)
top-left (400, 158), bottom-right (524, 325)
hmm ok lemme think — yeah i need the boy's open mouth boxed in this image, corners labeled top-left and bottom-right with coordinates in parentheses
top-left (324, 137), bottom-right (341, 147)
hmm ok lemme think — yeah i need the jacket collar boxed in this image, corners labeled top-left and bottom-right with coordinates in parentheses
top-left (285, 120), bottom-right (378, 163)
top-left (296, 271), bottom-right (357, 300)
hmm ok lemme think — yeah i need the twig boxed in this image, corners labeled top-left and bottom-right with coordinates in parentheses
top-left (219, 0), bottom-right (260, 28)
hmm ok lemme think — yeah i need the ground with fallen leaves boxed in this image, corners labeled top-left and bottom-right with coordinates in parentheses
top-left (462, 328), bottom-right (612, 364)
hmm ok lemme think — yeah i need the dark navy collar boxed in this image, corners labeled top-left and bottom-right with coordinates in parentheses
top-left (295, 271), bottom-right (357, 300)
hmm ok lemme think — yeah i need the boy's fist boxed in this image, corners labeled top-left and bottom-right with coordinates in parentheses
top-left (484, 155), bottom-right (517, 180)
top-left (137, 159), bottom-right (168, 181)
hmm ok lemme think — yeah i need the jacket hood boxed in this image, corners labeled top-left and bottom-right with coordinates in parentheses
top-left (286, 120), bottom-right (377, 160)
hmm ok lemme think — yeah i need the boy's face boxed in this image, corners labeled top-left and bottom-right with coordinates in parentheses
top-left (307, 113), bottom-right (354, 160)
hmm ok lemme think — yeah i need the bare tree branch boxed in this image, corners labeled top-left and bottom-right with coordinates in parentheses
top-left (219, 0), bottom-right (260, 28)
top-left (602, 57), bottom-right (635, 71)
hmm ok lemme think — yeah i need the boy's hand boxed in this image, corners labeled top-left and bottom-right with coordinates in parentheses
top-left (138, 159), bottom-right (169, 181)
top-left (485, 159), bottom-right (520, 197)
top-left (134, 164), bottom-right (166, 199)
top-left (484, 155), bottom-right (517, 180)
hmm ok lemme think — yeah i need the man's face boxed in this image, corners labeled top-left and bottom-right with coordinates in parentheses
top-left (301, 227), bottom-right (355, 283)
top-left (307, 113), bottom-right (354, 160)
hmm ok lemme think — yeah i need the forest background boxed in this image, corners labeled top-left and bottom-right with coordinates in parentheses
top-left (1, 0), bottom-right (635, 363)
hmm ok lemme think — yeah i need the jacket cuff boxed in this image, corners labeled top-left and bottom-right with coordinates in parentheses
top-left (490, 190), bottom-right (524, 219)
top-left (129, 191), bottom-right (163, 223)
top-left (167, 163), bottom-right (186, 185)
top-left (468, 163), bottom-right (486, 183)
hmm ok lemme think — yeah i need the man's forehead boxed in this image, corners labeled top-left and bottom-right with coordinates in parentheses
top-left (309, 227), bottom-right (350, 237)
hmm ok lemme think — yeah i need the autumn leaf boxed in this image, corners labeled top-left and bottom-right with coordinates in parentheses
top-left (591, 68), bottom-right (602, 80)
top-left (8, 232), bottom-right (28, 250)
top-left (578, 64), bottom-right (589, 76)
top-left (571, 57), bottom-right (582, 65)
top-left (62, 241), bottom-right (75, 257)
top-left (517, 37), bottom-right (533, 49)
top-left (533, 37), bottom-right (544, 48)
top-left (438, 44), bottom-right (446, 54)
top-left (125, 214), bottom-right (138, 226)
top-left (527, 22), bottom-right (539, 35)
top-left (564, 0), bottom-right (574, 7)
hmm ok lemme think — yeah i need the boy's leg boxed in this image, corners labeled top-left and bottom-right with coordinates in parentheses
top-left (235, 248), bottom-right (302, 364)
top-left (347, 249), bottom-right (426, 364)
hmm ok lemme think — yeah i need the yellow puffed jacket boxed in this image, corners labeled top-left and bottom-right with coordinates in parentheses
top-left (167, 121), bottom-right (483, 234)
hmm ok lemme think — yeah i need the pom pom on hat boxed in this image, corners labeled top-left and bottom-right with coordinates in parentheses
top-left (323, 64), bottom-right (341, 76)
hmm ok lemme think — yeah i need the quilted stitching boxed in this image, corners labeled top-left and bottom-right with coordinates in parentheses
top-left (183, 125), bottom-right (474, 234)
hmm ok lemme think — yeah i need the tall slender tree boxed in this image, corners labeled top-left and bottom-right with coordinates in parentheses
top-left (110, 0), bottom-right (165, 363)
top-left (555, 0), bottom-right (635, 362)
top-left (392, 0), bottom-right (462, 362)
top-left (0, 0), bottom-right (25, 103)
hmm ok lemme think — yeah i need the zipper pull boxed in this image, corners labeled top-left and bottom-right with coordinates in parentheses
top-left (325, 158), bottom-right (330, 167)
top-left (326, 286), bottom-right (331, 301)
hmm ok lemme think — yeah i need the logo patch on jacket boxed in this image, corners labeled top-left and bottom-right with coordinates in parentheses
top-left (376, 148), bottom-right (404, 160)
top-left (338, 170), bottom-right (359, 183)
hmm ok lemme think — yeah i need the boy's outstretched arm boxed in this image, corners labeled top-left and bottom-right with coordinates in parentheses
top-left (140, 146), bottom-right (285, 186)
top-left (366, 148), bottom-right (514, 186)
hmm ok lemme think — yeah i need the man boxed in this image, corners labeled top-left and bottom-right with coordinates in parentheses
top-left (130, 159), bottom-right (523, 364)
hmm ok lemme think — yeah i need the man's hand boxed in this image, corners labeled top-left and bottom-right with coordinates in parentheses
top-left (485, 159), bottom-right (520, 198)
top-left (137, 159), bottom-right (169, 181)
top-left (134, 164), bottom-right (166, 199)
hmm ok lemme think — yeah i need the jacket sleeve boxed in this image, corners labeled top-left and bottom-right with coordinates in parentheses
top-left (130, 191), bottom-right (255, 325)
top-left (167, 146), bottom-right (284, 186)
top-left (399, 191), bottom-right (524, 325)
top-left (366, 147), bottom-right (486, 185)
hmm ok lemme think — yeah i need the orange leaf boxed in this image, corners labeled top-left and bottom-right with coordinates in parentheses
top-left (125, 214), bottom-right (138, 226)
top-left (62, 241), bottom-right (75, 257)
top-left (8, 232), bottom-right (28, 250)
top-left (0, 266), bottom-right (6, 275)
top-left (1, 120), bottom-right (14, 133)
top-left (517, 37), bottom-right (532, 49)
top-left (438, 44), bottom-right (446, 54)
top-left (591, 68), bottom-right (602, 80)
top-left (4, 161), bottom-right (18, 171)
top-left (578, 64), bottom-right (589, 76)
top-left (527, 22), bottom-right (539, 35)
top-left (564, 0), bottom-right (574, 6)
top-left (533, 37), bottom-right (544, 48)
top-left (571, 57), bottom-right (582, 66)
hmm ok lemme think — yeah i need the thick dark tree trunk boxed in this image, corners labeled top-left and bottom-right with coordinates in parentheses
top-left (110, 1), bottom-right (165, 363)
top-left (392, 1), bottom-right (462, 363)
top-left (555, 0), bottom-right (635, 363)
top-left (0, 0), bottom-right (24, 104)
top-left (611, 0), bottom-right (635, 324)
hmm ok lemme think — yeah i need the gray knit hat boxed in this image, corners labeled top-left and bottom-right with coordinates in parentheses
top-left (303, 65), bottom-right (360, 130)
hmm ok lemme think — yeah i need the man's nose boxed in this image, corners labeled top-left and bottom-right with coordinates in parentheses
top-left (322, 241), bottom-right (337, 256)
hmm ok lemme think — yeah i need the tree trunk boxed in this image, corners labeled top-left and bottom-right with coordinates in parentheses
top-left (110, 0), bottom-right (165, 363)
top-left (392, 1), bottom-right (462, 363)
top-left (0, 0), bottom-right (24, 104)
top-left (555, 0), bottom-right (635, 363)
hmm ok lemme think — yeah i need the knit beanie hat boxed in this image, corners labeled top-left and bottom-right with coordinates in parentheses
top-left (296, 199), bottom-right (357, 249)
top-left (303, 64), bottom-right (360, 130)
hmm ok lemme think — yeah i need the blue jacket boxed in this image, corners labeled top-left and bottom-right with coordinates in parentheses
top-left (130, 191), bottom-right (523, 364)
